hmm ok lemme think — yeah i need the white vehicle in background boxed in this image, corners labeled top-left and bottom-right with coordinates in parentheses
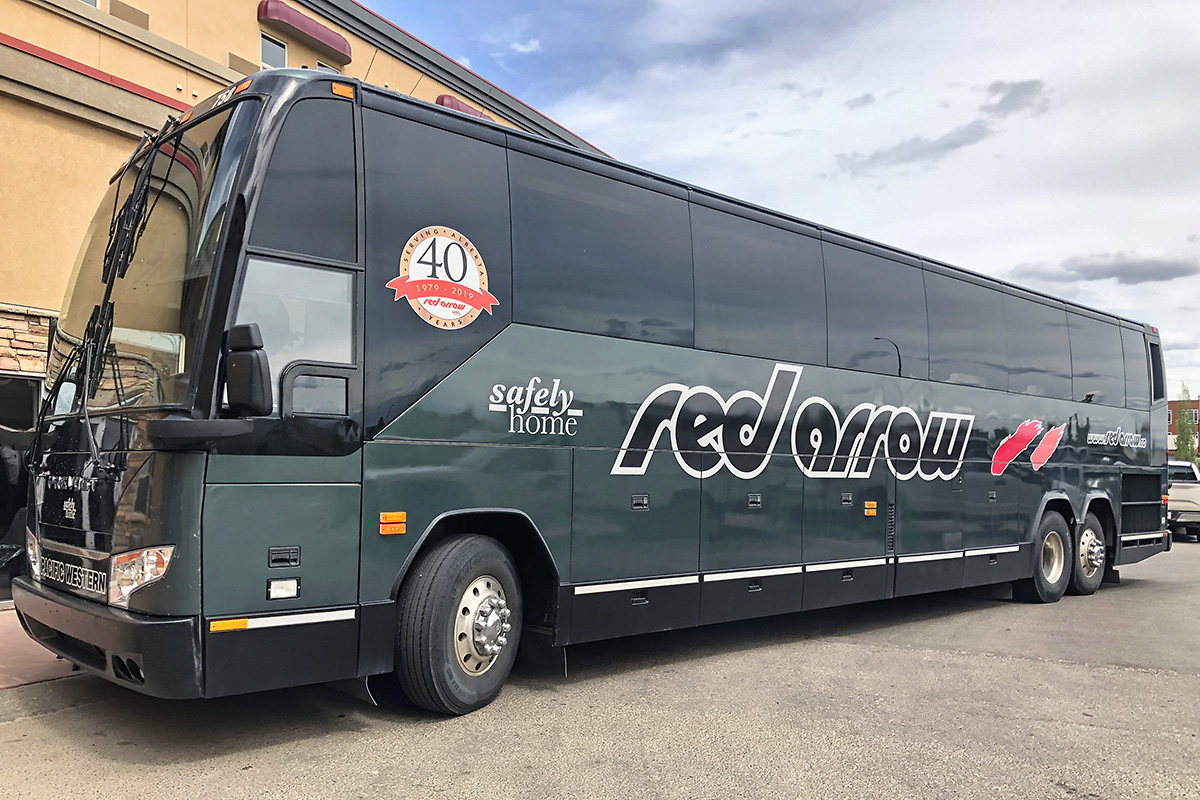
top-left (1168, 460), bottom-right (1200, 543)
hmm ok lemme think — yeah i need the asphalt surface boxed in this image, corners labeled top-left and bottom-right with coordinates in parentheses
top-left (2, 545), bottom-right (1198, 799)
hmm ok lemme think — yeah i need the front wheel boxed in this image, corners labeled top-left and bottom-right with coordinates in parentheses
top-left (1013, 511), bottom-right (1073, 603)
top-left (395, 535), bottom-right (522, 715)
top-left (1067, 512), bottom-right (1106, 596)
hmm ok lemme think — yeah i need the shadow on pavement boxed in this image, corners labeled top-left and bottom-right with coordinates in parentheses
top-left (7, 574), bottom-right (1159, 764)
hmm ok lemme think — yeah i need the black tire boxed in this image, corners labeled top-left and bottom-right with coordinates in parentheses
top-left (1013, 511), bottom-right (1074, 603)
top-left (1067, 512), bottom-right (1106, 596)
top-left (395, 534), bottom-right (522, 715)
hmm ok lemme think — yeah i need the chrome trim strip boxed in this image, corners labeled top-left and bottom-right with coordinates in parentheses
top-left (1121, 533), bottom-right (1165, 543)
top-left (573, 575), bottom-right (699, 595)
top-left (965, 545), bottom-right (1021, 557)
top-left (41, 541), bottom-right (108, 561)
top-left (703, 564), bottom-right (805, 583)
top-left (897, 551), bottom-right (964, 564)
top-left (805, 557), bottom-right (887, 573)
top-left (242, 608), bottom-right (357, 629)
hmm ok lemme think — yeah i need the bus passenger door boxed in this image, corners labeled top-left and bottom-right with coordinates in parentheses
top-left (567, 449), bottom-right (700, 644)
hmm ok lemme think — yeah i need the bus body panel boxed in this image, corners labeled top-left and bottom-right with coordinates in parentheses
top-left (359, 441), bottom-right (572, 603)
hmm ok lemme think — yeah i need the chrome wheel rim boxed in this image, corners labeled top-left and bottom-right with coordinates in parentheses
top-left (1078, 527), bottom-right (1104, 579)
top-left (453, 575), bottom-right (512, 676)
top-left (1042, 529), bottom-right (1065, 584)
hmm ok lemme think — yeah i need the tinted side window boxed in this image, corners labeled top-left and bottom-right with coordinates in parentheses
top-left (251, 99), bottom-right (357, 262)
top-left (1149, 340), bottom-right (1165, 401)
top-left (1004, 296), bottom-right (1071, 399)
top-left (510, 152), bottom-right (692, 345)
top-left (925, 273), bottom-right (1007, 390)
top-left (825, 244), bottom-right (928, 379)
top-left (693, 205), bottom-right (824, 364)
top-left (1068, 313), bottom-right (1124, 406)
top-left (1122, 328), bottom-right (1150, 410)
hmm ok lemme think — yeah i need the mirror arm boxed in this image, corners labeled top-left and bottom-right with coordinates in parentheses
top-left (144, 416), bottom-right (253, 449)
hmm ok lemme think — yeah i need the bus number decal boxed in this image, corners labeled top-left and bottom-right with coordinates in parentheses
top-left (611, 365), bottom-right (975, 482)
top-left (386, 226), bottom-right (500, 329)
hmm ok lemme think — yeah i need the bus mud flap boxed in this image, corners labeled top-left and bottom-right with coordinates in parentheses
top-left (516, 626), bottom-right (567, 678)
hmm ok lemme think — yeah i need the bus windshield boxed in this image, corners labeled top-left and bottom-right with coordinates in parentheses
top-left (45, 99), bottom-right (259, 413)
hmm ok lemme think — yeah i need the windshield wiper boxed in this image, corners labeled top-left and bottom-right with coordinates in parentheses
top-left (26, 115), bottom-right (179, 478)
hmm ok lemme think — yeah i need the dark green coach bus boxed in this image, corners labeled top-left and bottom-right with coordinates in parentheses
top-left (13, 70), bottom-right (1171, 715)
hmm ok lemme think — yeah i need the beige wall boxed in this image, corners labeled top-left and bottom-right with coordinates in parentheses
top-left (0, 96), bottom-right (137, 312)
top-left (0, 0), bottom-right (528, 323)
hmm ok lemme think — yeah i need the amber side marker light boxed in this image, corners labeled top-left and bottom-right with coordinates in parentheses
top-left (1163, 495), bottom-right (1170, 504)
top-left (864, 501), bottom-right (878, 517)
top-left (380, 523), bottom-right (407, 535)
top-left (210, 619), bottom-right (248, 632)
top-left (234, 79), bottom-right (252, 94)
top-left (179, 111), bottom-right (193, 124)
top-left (332, 82), bottom-right (354, 99)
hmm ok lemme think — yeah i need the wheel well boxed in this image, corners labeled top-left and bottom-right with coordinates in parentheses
top-left (1084, 498), bottom-right (1117, 549)
top-left (1042, 498), bottom-right (1076, 535)
top-left (395, 511), bottom-right (560, 631)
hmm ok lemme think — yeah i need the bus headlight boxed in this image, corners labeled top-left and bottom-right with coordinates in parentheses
top-left (25, 529), bottom-right (40, 581)
top-left (109, 546), bottom-right (174, 607)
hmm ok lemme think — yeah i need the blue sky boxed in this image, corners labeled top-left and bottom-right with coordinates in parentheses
top-left (373, 0), bottom-right (1200, 400)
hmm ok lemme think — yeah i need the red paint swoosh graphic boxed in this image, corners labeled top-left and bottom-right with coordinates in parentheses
top-left (991, 419), bottom-right (1044, 476)
top-left (1030, 424), bottom-right (1066, 471)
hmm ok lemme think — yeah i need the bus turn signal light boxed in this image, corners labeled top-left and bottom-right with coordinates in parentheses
top-left (332, 83), bottom-right (354, 99)
top-left (380, 523), bottom-right (407, 535)
top-left (210, 619), bottom-right (248, 632)
top-left (380, 511), bottom-right (407, 523)
top-left (234, 79), bottom-right (252, 94)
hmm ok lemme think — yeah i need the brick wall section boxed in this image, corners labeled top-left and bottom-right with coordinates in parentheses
top-left (0, 309), bottom-right (52, 374)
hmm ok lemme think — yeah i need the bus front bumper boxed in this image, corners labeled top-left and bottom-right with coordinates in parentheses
top-left (12, 576), bottom-right (202, 699)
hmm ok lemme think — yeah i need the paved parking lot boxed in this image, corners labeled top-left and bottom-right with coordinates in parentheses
top-left (2, 544), bottom-right (1198, 799)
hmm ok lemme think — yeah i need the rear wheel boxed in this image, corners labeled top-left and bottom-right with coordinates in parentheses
top-left (1013, 511), bottom-right (1073, 603)
top-left (395, 535), bottom-right (522, 715)
top-left (1067, 512), bottom-right (1106, 596)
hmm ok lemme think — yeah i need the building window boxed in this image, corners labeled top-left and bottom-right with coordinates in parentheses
top-left (79, 0), bottom-right (99, 7)
top-left (261, 33), bottom-right (287, 69)
top-left (1168, 409), bottom-right (1173, 424)
top-left (316, 62), bottom-right (340, 74)
top-left (1193, 409), bottom-right (1199, 424)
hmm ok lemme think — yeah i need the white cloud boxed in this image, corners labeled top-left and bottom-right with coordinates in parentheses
top-left (456, 55), bottom-right (471, 69)
top-left (510, 38), bottom-right (543, 54)
top-left (547, 0), bottom-right (1200, 398)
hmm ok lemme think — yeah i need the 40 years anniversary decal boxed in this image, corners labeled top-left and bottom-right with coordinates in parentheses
top-left (386, 226), bottom-right (499, 329)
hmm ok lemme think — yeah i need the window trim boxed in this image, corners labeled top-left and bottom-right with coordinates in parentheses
top-left (260, 32), bottom-right (288, 69)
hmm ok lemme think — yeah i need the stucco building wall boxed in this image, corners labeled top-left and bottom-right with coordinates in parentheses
top-left (0, 0), bottom-right (591, 427)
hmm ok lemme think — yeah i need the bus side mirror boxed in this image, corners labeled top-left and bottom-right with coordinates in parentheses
top-left (225, 323), bottom-right (272, 417)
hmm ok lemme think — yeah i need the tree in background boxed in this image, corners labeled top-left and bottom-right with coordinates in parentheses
top-left (1177, 383), bottom-right (1198, 465)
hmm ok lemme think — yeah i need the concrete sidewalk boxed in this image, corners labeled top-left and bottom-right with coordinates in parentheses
top-left (0, 608), bottom-right (77, 689)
